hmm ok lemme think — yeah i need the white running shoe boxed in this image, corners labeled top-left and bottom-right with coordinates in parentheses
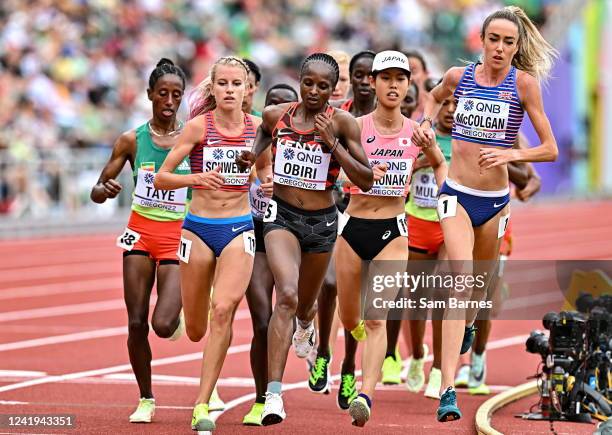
top-left (209, 385), bottom-right (226, 411)
top-left (261, 392), bottom-right (286, 426)
top-left (424, 367), bottom-right (441, 399)
top-left (292, 321), bottom-right (315, 359)
top-left (455, 364), bottom-right (470, 388)
top-left (168, 309), bottom-right (185, 341)
top-left (406, 344), bottom-right (429, 393)
top-left (129, 398), bottom-right (155, 423)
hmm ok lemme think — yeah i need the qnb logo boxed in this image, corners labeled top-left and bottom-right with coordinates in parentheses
top-left (420, 174), bottom-right (429, 184)
top-left (256, 188), bottom-right (265, 198)
top-left (213, 149), bottom-right (224, 160)
top-left (283, 148), bottom-right (295, 160)
top-left (144, 173), bottom-right (155, 185)
top-left (464, 100), bottom-right (474, 111)
top-left (370, 159), bottom-right (381, 168)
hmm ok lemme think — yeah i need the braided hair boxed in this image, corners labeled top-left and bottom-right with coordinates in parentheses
top-left (148, 58), bottom-right (186, 90)
top-left (300, 53), bottom-right (340, 87)
top-left (349, 50), bottom-right (375, 76)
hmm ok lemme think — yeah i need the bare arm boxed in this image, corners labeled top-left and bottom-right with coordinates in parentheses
top-left (236, 104), bottom-right (285, 171)
top-left (90, 131), bottom-right (135, 203)
top-left (416, 120), bottom-right (448, 188)
top-left (316, 110), bottom-right (373, 192)
top-left (154, 116), bottom-right (224, 190)
top-left (412, 67), bottom-right (463, 148)
top-left (507, 134), bottom-right (529, 189)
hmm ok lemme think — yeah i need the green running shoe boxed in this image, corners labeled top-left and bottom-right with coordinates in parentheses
top-left (242, 402), bottom-right (264, 426)
top-left (381, 351), bottom-right (402, 385)
top-left (337, 372), bottom-right (358, 410)
top-left (308, 355), bottom-right (331, 394)
top-left (350, 320), bottom-right (367, 342)
top-left (129, 398), bottom-right (155, 423)
top-left (191, 403), bottom-right (215, 431)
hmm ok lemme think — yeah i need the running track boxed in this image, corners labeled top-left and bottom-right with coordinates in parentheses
top-left (0, 200), bottom-right (610, 434)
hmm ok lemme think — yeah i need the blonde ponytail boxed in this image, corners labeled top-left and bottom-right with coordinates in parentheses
top-left (481, 6), bottom-right (559, 83)
top-left (187, 56), bottom-right (251, 120)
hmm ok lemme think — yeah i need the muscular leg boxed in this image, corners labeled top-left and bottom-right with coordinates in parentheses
top-left (123, 254), bottom-right (156, 399)
top-left (245, 252), bottom-right (274, 403)
top-left (265, 230), bottom-right (301, 383)
top-left (438, 201), bottom-right (474, 393)
top-left (151, 262), bottom-right (182, 338)
top-left (316, 260), bottom-right (337, 359)
top-left (179, 230), bottom-right (216, 342)
top-left (196, 235), bottom-right (254, 404)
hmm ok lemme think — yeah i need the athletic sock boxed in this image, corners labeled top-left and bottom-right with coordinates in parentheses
top-left (267, 381), bottom-right (282, 395)
top-left (385, 351), bottom-right (396, 360)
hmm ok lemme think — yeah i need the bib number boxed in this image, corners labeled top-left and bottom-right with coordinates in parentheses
top-left (177, 237), bottom-right (192, 263)
top-left (396, 214), bottom-right (408, 237)
top-left (437, 195), bottom-right (458, 220)
top-left (243, 232), bottom-right (256, 257)
top-left (498, 214), bottom-right (510, 239)
top-left (263, 199), bottom-right (278, 223)
top-left (117, 228), bottom-right (140, 251)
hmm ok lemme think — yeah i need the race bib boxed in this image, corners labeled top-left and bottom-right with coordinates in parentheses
top-left (243, 232), bottom-right (256, 257)
top-left (498, 214), bottom-right (511, 239)
top-left (177, 237), bottom-right (192, 263)
top-left (437, 195), bottom-right (458, 220)
top-left (454, 97), bottom-right (510, 140)
top-left (203, 146), bottom-right (249, 186)
top-left (249, 181), bottom-right (270, 220)
top-left (273, 143), bottom-right (330, 190)
top-left (133, 169), bottom-right (187, 212)
top-left (411, 168), bottom-right (438, 208)
top-left (263, 199), bottom-right (278, 223)
top-left (396, 214), bottom-right (408, 237)
top-left (364, 158), bottom-right (413, 197)
top-left (117, 227), bottom-right (141, 251)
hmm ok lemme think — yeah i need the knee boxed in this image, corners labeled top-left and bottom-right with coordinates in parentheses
top-left (151, 316), bottom-right (175, 339)
top-left (320, 277), bottom-right (337, 298)
top-left (275, 288), bottom-right (298, 314)
top-left (364, 319), bottom-right (385, 332)
top-left (210, 301), bottom-right (238, 328)
top-left (128, 318), bottom-right (149, 338)
top-left (186, 324), bottom-right (206, 342)
top-left (253, 319), bottom-right (269, 341)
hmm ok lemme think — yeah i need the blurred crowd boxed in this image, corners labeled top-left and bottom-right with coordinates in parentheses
top-left (0, 0), bottom-right (557, 216)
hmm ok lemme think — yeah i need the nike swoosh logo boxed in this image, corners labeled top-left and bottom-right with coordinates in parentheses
top-left (207, 140), bottom-right (222, 145)
top-left (326, 220), bottom-right (336, 227)
top-left (277, 129), bottom-right (294, 136)
top-left (472, 367), bottom-right (485, 382)
top-left (232, 225), bottom-right (248, 232)
top-left (382, 230), bottom-right (391, 240)
top-left (493, 202), bottom-right (505, 208)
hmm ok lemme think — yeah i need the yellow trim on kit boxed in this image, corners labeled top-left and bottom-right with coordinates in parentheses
top-left (475, 380), bottom-right (538, 435)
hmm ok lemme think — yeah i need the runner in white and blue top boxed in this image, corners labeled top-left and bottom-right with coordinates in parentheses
top-left (412, 5), bottom-right (559, 424)
top-left (452, 63), bottom-right (524, 149)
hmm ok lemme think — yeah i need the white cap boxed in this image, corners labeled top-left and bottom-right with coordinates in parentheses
top-left (371, 50), bottom-right (411, 76)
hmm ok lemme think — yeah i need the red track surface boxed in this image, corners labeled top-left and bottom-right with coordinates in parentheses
top-left (0, 200), bottom-right (610, 434)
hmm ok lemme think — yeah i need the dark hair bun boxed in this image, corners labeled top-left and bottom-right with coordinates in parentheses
top-left (156, 58), bottom-right (175, 68)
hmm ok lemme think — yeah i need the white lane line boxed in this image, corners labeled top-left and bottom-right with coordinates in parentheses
top-left (104, 373), bottom-right (255, 387)
top-left (1, 262), bottom-right (118, 282)
top-left (0, 278), bottom-right (120, 300)
top-left (0, 370), bottom-right (46, 377)
top-left (0, 299), bottom-right (126, 322)
top-left (0, 327), bottom-right (127, 352)
top-left (0, 343), bottom-right (251, 394)
top-left (0, 297), bottom-right (250, 323)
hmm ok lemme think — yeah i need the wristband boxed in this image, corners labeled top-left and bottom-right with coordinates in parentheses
top-left (419, 116), bottom-right (433, 128)
top-left (329, 137), bottom-right (339, 154)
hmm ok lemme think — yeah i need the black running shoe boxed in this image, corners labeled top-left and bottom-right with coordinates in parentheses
top-left (337, 372), bottom-right (358, 410)
top-left (308, 355), bottom-right (331, 394)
